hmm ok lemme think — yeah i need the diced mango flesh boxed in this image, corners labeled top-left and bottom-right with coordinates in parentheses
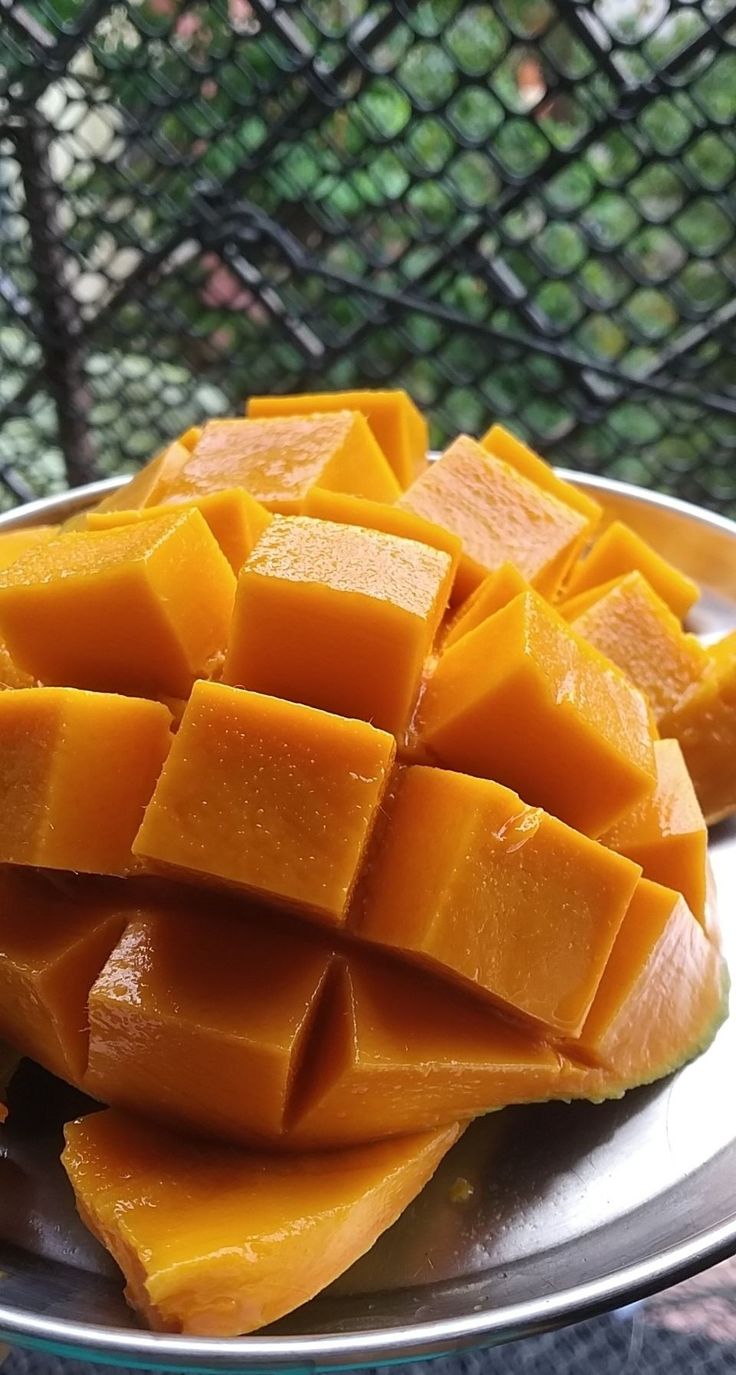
top-left (63, 1109), bottom-right (460, 1336)
top-left (303, 486), bottom-right (461, 574)
top-left (660, 630), bottom-right (736, 824)
top-left (480, 424), bottom-right (602, 526)
top-left (222, 516), bottom-right (453, 736)
top-left (564, 519), bottom-right (699, 619)
top-left (420, 591), bottom-right (656, 837)
top-left (247, 389), bottom-right (428, 488)
top-left (0, 525), bottom-right (57, 570)
top-left (85, 487), bottom-right (271, 572)
top-left (442, 562), bottom-right (530, 649)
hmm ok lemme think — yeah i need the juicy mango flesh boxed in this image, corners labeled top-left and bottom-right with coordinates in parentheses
top-left (0, 395), bottom-right (729, 1338)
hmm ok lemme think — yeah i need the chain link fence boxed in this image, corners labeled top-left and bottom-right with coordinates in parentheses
top-left (0, 0), bottom-right (734, 515)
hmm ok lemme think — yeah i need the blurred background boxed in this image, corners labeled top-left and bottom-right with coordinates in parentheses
top-left (0, 0), bottom-right (734, 513)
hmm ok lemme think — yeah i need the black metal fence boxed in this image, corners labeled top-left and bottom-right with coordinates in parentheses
top-left (0, 0), bottom-right (735, 513)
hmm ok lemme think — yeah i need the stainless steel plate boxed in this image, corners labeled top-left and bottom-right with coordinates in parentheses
top-left (0, 473), bottom-right (733, 1372)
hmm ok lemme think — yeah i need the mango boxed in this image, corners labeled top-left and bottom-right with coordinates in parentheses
top-left (153, 413), bottom-right (401, 512)
top-left (564, 519), bottom-right (699, 619)
top-left (0, 689), bottom-right (171, 874)
top-left (397, 436), bottom-right (589, 602)
top-left (289, 950), bottom-right (564, 1146)
top-left (134, 682), bottom-right (395, 923)
top-left (0, 868), bottom-right (126, 1083)
top-left (660, 630), bottom-right (736, 825)
top-left (0, 525), bottom-right (57, 570)
top-left (0, 636), bottom-right (33, 689)
top-left (63, 1109), bottom-right (460, 1336)
top-left (303, 487), bottom-right (462, 574)
top-left (419, 591), bottom-right (656, 837)
top-left (563, 878), bottom-right (727, 1095)
top-left (95, 440), bottom-right (191, 513)
top-left (85, 488), bottom-right (271, 572)
top-left (247, 389), bottom-right (428, 487)
top-left (350, 765), bottom-right (641, 1037)
top-left (442, 562), bottom-right (530, 649)
top-left (564, 572), bottom-right (707, 725)
top-left (481, 423), bottom-right (602, 526)
top-left (0, 511), bottom-right (236, 699)
top-left (86, 896), bottom-right (334, 1142)
top-left (222, 516), bottom-right (453, 737)
top-left (603, 739), bottom-right (707, 923)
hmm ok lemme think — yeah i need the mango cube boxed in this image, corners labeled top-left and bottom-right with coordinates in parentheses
top-left (0, 688), bottom-right (171, 874)
top-left (565, 572), bottom-right (707, 724)
top-left (134, 681), bottom-right (396, 923)
top-left (397, 436), bottom-right (589, 602)
top-left (419, 591), bottom-right (656, 836)
top-left (247, 388), bottom-right (428, 487)
top-left (303, 486), bottom-right (462, 574)
top-left (290, 949), bottom-right (564, 1146)
top-left (86, 897), bottom-right (334, 1142)
top-left (603, 739), bottom-right (707, 923)
top-left (0, 636), bottom-right (33, 689)
top-left (0, 868), bottom-right (127, 1083)
top-left (85, 487), bottom-right (271, 573)
top-left (0, 525), bottom-right (57, 571)
top-left (95, 440), bottom-right (191, 513)
top-left (63, 1108), bottom-right (459, 1336)
top-left (350, 766), bottom-right (641, 1036)
top-left (660, 630), bottom-right (736, 825)
top-left (564, 519), bottom-right (699, 619)
top-left (154, 412), bottom-right (400, 512)
top-left (481, 423), bottom-right (602, 526)
top-left (442, 562), bottom-right (530, 650)
top-left (222, 516), bottom-right (453, 737)
top-left (0, 510), bottom-right (236, 698)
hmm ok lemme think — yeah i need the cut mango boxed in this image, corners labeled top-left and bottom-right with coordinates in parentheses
top-left (603, 738), bottom-right (707, 923)
top-left (442, 563), bottom-right (530, 649)
top-left (0, 636), bottom-right (33, 689)
top-left (350, 765), bottom-right (641, 1037)
top-left (303, 487), bottom-right (462, 574)
top-left (564, 572), bottom-right (707, 725)
top-left (289, 950), bottom-right (564, 1146)
top-left (565, 878), bottom-right (727, 1092)
top-left (0, 525), bottom-right (57, 571)
top-left (63, 1109), bottom-right (460, 1335)
top-left (480, 423), bottom-right (602, 526)
top-left (564, 519), bottom-right (699, 619)
top-left (86, 896), bottom-right (333, 1143)
top-left (85, 488), bottom-right (271, 573)
top-left (247, 389), bottom-right (428, 488)
top-left (397, 436), bottom-right (589, 602)
top-left (222, 516), bottom-right (453, 736)
top-left (660, 631), bottom-right (736, 825)
top-left (134, 681), bottom-right (395, 923)
top-left (95, 441), bottom-right (190, 513)
top-left (0, 688), bottom-right (171, 874)
top-left (419, 591), bottom-right (656, 837)
top-left (153, 413), bottom-right (401, 513)
top-left (0, 868), bottom-right (126, 1083)
top-left (0, 511), bottom-right (236, 699)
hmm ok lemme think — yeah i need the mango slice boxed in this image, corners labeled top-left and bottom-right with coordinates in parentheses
top-left (564, 519), bottom-right (699, 619)
top-left (563, 878), bottom-right (727, 1095)
top-left (222, 516), bottom-right (453, 737)
top-left (442, 562), bottom-right (530, 649)
top-left (303, 487), bottom-right (462, 574)
top-left (95, 440), bottom-right (191, 513)
top-left (0, 869), bottom-right (126, 1083)
top-left (153, 413), bottom-right (401, 512)
top-left (660, 630), bottom-right (736, 825)
top-left (0, 525), bottom-right (57, 570)
top-left (480, 423), bottom-right (602, 526)
top-left (0, 636), bottom-right (33, 690)
top-left (603, 739), bottom-right (707, 923)
top-left (564, 572), bottom-right (707, 725)
top-left (419, 591), bottom-right (656, 837)
top-left (0, 689), bottom-right (171, 874)
top-left (86, 897), bottom-right (334, 1142)
top-left (134, 682), bottom-right (395, 923)
top-left (85, 488), bottom-right (271, 573)
top-left (0, 511), bottom-right (236, 699)
top-left (397, 436), bottom-right (589, 602)
top-left (350, 765), bottom-right (641, 1037)
top-left (247, 389), bottom-right (428, 488)
top-left (63, 1109), bottom-right (460, 1336)
top-left (289, 950), bottom-right (564, 1146)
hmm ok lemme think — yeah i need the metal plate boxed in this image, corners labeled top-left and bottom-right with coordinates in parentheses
top-left (0, 473), bottom-right (733, 1372)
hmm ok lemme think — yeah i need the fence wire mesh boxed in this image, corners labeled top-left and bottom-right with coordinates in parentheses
top-left (0, 0), bottom-right (734, 513)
